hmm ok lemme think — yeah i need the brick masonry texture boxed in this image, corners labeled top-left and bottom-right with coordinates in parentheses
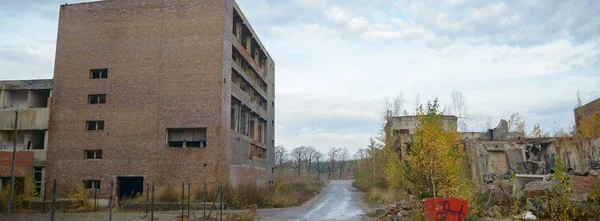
top-left (46, 0), bottom-right (273, 198)
top-left (0, 151), bottom-right (34, 177)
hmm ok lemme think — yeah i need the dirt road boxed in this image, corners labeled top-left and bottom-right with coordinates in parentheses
top-left (259, 180), bottom-right (365, 220)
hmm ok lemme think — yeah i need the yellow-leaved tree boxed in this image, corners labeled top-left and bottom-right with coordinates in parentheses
top-left (409, 99), bottom-right (464, 198)
top-left (576, 105), bottom-right (600, 138)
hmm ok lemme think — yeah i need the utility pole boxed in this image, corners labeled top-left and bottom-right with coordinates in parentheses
top-left (7, 109), bottom-right (18, 213)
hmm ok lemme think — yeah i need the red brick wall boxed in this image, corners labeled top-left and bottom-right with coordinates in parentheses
top-left (0, 151), bottom-right (34, 177)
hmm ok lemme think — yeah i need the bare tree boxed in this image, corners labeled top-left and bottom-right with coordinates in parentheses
top-left (290, 146), bottom-right (307, 176)
top-left (304, 146), bottom-right (316, 175)
top-left (576, 89), bottom-right (583, 108)
top-left (451, 90), bottom-right (468, 131)
top-left (486, 117), bottom-right (494, 130)
top-left (337, 148), bottom-right (349, 178)
top-left (313, 151), bottom-right (324, 180)
top-left (274, 145), bottom-right (288, 170)
top-left (508, 112), bottom-right (526, 133)
top-left (415, 93), bottom-right (421, 114)
top-left (327, 148), bottom-right (340, 179)
top-left (382, 93), bottom-right (404, 122)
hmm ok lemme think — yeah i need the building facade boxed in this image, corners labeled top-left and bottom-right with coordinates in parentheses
top-left (0, 79), bottom-right (52, 198)
top-left (47, 0), bottom-right (274, 199)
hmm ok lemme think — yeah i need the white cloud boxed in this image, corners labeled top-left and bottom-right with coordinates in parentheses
top-left (325, 7), bottom-right (353, 24)
top-left (347, 17), bottom-right (370, 32)
top-left (2, 0), bottom-right (599, 154)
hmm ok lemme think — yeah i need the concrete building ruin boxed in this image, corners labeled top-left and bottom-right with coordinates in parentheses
top-left (43, 0), bottom-right (275, 201)
top-left (386, 113), bottom-right (600, 192)
top-left (0, 79), bottom-right (52, 197)
top-left (388, 115), bottom-right (458, 160)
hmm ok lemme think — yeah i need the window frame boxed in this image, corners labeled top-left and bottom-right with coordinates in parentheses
top-left (86, 121), bottom-right (105, 131)
top-left (90, 69), bottom-right (108, 79)
top-left (85, 150), bottom-right (103, 160)
top-left (83, 180), bottom-right (101, 189)
top-left (88, 94), bottom-right (107, 104)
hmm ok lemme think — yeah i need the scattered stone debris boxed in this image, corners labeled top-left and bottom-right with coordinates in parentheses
top-left (378, 200), bottom-right (415, 219)
top-left (483, 173), bottom-right (500, 184)
top-left (513, 211), bottom-right (537, 220)
top-left (486, 205), bottom-right (501, 218)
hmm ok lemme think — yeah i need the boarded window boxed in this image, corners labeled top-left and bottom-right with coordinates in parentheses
top-left (90, 69), bottom-right (108, 79)
top-left (88, 94), bottom-right (106, 104)
top-left (86, 121), bottom-right (104, 131)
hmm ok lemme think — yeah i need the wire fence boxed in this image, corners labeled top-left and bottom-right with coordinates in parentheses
top-left (39, 179), bottom-right (227, 221)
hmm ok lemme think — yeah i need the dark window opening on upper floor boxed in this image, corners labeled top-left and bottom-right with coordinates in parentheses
top-left (88, 94), bottom-right (106, 104)
top-left (90, 69), bottom-right (108, 79)
top-left (167, 128), bottom-right (207, 148)
top-left (86, 121), bottom-right (104, 131)
top-left (85, 150), bottom-right (103, 159)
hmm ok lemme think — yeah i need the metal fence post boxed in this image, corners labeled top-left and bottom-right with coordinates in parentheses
top-left (219, 184), bottom-right (223, 221)
top-left (93, 187), bottom-right (97, 212)
top-left (187, 183), bottom-right (191, 218)
top-left (181, 182), bottom-right (184, 221)
top-left (51, 179), bottom-right (56, 221)
top-left (145, 183), bottom-right (149, 215)
top-left (109, 180), bottom-right (113, 221)
top-left (42, 182), bottom-right (47, 213)
top-left (203, 183), bottom-right (206, 219)
top-left (151, 183), bottom-right (155, 221)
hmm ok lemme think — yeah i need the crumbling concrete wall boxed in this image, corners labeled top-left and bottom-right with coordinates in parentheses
top-left (544, 137), bottom-right (600, 172)
top-left (469, 137), bottom-right (600, 185)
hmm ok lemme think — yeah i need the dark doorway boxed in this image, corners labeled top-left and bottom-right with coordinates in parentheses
top-left (117, 177), bottom-right (144, 199)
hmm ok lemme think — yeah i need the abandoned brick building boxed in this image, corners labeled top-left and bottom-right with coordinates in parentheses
top-left (46, 0), bottom-right (275, 200)
top-left (0, 79), bottom-right (52, 198)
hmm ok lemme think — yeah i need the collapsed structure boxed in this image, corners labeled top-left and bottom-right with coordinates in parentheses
top-left (387, 101), bottom-right (600, 196)
top-left (0, 0), bottom-right (276, 203)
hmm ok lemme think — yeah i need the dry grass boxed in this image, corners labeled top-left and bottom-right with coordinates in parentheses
top-left (365, 187), bottom-right (407, 204)
top-left (193, 172), bottom-right (323, 209)
top-left (156, 186), bottom-right (182, 202)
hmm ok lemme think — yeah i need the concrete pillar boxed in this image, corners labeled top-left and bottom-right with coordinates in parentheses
top-left (43, 130), bottom-right (49, 150)
top-left (235, 23), bottom-right (241, 42)
top-left (245, 37), bottom-right (252, 53)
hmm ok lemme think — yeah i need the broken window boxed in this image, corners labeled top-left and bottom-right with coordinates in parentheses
top-left (29, 130), bottom-right (45, 149)
top-left (85, 150), bottom-right (103, 159)
top-left (86, 121), bottom-right (104, 131)
top-left (83, 180), bottom-right (101, 189)
top-left (258, 123), bottom-right (264, 143)
top-left (88, 94), bottom-right (106, 104)
top-left (167, 128), bottom-right (207, 148)
top-left (34, 167), bottom-right (43, 194)
top-left (90, 69), bottom-right (108, 79)
top-left (240, 113), bottom-right (247, 135)
top-left (249, 120), bottom-right (255, 139)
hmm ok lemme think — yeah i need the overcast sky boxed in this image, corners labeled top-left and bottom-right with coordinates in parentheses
top-left (1, 0), bottom-right (599, 154)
